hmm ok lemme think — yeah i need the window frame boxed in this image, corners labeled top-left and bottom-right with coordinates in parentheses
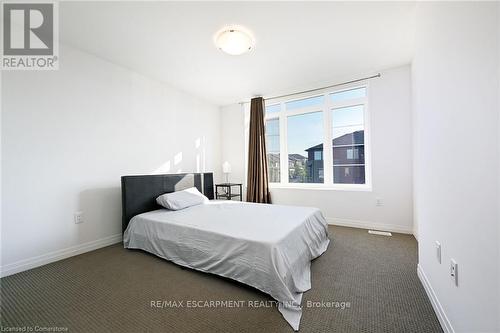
top-left (264, 117), bottom-right (281, 183)
top-left (264, 84), bottom-right (372, 191)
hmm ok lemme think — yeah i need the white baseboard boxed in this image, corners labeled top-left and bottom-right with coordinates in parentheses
top-left (327, 217), bottom-right (413, 234)
top-left (0, 233), bottom-right (122, 278)
top-left (413, 227), bottom-right (419, 241)
top-left (417, 264), bottom-right (454, 333)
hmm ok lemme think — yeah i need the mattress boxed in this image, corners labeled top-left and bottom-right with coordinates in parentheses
top-left (123, 200), bottom-right (330, 330)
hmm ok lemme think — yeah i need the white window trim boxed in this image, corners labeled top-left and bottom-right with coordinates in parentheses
top-left (264, 83), bottom-right (372, 191)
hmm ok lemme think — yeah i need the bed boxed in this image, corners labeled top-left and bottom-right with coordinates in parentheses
top-left (121, 172), bottom-right (330, 330)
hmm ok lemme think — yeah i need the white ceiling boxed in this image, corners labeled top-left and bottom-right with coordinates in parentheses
top-left (60, 2), bottom-right (416, 106)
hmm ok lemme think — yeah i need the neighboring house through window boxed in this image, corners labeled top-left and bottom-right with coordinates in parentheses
top-left (264, 85), bottom-right (370, 188)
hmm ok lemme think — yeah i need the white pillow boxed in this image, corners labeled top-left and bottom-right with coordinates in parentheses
top-left (156, 187), bottom-right (209, 211)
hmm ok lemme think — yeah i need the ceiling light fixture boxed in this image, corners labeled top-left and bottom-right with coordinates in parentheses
top-left (214, 26), bottom-right (255, 55)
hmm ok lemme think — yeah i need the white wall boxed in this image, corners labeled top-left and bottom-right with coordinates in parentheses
top-left (220, 65), bottom-right (413, 234)
top-left (498, 2), bottom-right (500, 326)
top-left (1, 44), bottom-right (221, 276)
top-left (412, 2), bottom-right (499, 332)
top-left (221, 103), bottom-right (246, 185)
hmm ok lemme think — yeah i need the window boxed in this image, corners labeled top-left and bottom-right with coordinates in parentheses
top-left (264, 85), bottom-right (369, 188)
top-left (346, 148), bottom-right (359, 160)
top-left (314, 151), bottom-right (322, 160)
top-left (265, 118), bottom-right (280, 183)
top-left (330, 87), bottom-right (366, 103)
top-left (266, 104), bottom-right (281, 114)
top-left (332, 105), bottom-right (365, 184)
top-left (287, 112), bottom-right (323, 183)
top-left (286, 95), bottom-right (324, 110)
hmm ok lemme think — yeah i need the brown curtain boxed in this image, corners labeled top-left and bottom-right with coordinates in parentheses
top-left (246, 97), bottom-right (271, 203)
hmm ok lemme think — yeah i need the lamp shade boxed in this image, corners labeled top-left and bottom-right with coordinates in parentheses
top-left (222, 162), bottom-right (232, 174)
top-left (215, 27), bottom-right (254, 56)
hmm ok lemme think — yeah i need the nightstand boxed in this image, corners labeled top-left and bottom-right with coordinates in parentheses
top-left (215, 183), bottom-right (243, 201)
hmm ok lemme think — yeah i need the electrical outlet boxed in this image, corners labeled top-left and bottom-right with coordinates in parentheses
top-left (450, 259), bottom-right (458, 286)
top-left (74, 211), bottom-right (84, 224)
top-left (435, 241), bottom-right (441, 264)
top-left (376, 198), bottom-right (383, 206)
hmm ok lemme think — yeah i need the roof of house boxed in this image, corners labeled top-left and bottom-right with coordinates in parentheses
top-left (268, 153), bottom-right (279, 164)
top-left (288, 154), bottom-right (307, 161)
top-left (305, 130), bottom-right (364, 151)
top-left (268, 153), bottom-right (306, 163)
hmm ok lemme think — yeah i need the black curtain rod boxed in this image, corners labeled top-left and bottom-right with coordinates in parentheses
top-left (239, 73), bottom-right (381, 104)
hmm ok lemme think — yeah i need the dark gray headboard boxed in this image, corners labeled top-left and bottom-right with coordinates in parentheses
top-left (121, 172), bottom-right (214, 232)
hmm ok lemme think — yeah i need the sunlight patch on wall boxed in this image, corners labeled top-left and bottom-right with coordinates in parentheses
top-left (174, 152), bottom-right (183, 165)
top-left (195, 136), bottom-right (207, 173)
top-left (151, 160), bottom-right (171, 174)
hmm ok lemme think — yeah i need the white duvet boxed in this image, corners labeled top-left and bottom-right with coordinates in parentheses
top-left (123, 201), bottom-right (330, 330)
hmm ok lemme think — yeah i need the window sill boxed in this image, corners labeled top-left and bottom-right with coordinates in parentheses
top-left (268, 184), bottom-right (372, 192)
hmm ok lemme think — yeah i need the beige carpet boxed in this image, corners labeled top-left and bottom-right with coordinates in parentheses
top-left (0, 226), bottom-right (442, 332)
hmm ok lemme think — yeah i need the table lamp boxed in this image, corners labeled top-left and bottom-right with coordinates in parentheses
top-left (222, 162), bottom-right (232, 183)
